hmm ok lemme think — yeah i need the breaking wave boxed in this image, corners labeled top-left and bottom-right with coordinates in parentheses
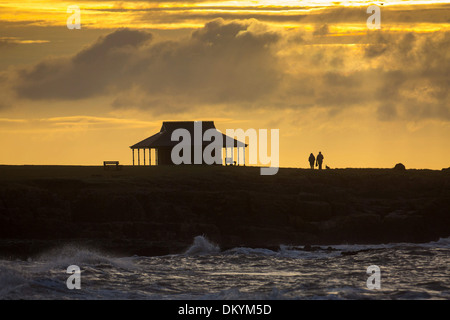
top-left (184, 235), bottom-right (220, 256)
top-left (181, 235), bottom-right (450, 260)
top-left (0, 236), bottom-right (448, 299)
top-left (33, 244), bottom-right (138, 272)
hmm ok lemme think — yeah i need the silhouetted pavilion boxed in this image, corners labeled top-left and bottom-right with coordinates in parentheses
top-left (130, 121), bottom-right (247, 166)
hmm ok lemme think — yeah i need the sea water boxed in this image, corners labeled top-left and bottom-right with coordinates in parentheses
top-left (0, 236), bottom-right (449, 300)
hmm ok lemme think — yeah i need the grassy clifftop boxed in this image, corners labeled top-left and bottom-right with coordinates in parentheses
top-left (0, 165), bottom-right (449, 258)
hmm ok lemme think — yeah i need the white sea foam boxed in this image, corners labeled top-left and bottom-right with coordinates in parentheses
top-left (216, 236), bottom-right (450, 260)
top-left (419, 236), bottom-right (450, 248)
top-left (225, 247), bottom-right (277, 256)
top-left (0, 235), bottom-right (448, 300)
top-left (328, 236), bottom-right (450, 252)
top-left (33, 244), bottom-right (137, 272)
top-left (278, 245), bottom-right (342, 259)
top-left (184, 235), bottom-right (220, 256)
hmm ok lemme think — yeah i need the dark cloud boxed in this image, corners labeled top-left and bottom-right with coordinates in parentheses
top-left (6, 19), bottom-right (450, 122)
top-left (118, 19), bottom-right (282, 111)
top-left (14, 19), bottom-right (282, 110)
top-left (363, 32), bottom-right (389, 58)
top-left (280, 70), bottom-right (376, 113)
top-left (377, 103), bottom-right (398, 121)
top-left (365, 31), bottom-right (450, 121)
top-left (14, 29), bottom-right (152, 100)
top-left (313, 24), bottom-right (329, 36)
top-left (73, 29), bottom-right (152, 64)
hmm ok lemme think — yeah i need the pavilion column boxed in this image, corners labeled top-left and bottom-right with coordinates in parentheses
top-left (143, 148), bottom-right (146, 166)
top-left (132, 149), bottom-right (135, 166)
top-left (231, 148), bottom-right (234, 165)
top-left (240, 147), bottom-right (243, 166)
top-left (239, 148), bottom-right (242, 164)
top-left (149, 148), bottom-right (151, 166)
top-left (138, 148), bottom-right (140, 166)
top-left (239, 147), bottom-right (242, 166)
top-left (243, 147), bottom-right (246, 166)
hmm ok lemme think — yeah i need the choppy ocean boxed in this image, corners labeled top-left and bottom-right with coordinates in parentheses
top-left (1, 236), bottom-right (449, 300)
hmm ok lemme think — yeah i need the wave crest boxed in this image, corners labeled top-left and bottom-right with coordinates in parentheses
top-left (34, 244), bottom-right (136, 271)
top-left (184, 236), bottom-right (220, 256)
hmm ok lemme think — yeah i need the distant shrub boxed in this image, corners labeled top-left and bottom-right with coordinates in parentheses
top-left (393, 163), bottom-right (406, 170)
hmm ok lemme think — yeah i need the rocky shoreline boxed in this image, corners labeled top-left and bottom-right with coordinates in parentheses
top-left (0, 165), bottom-right (449, 259)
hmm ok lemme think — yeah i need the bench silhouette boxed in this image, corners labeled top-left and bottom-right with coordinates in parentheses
top-left (103, 161), bottom-right (121, 170)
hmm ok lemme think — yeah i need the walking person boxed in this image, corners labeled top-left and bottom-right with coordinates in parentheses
top-left (308, 153), bottom-right (315, 169)
top-left (316, 152), bottom-right (324, 170)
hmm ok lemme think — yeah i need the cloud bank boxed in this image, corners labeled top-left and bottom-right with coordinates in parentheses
top-left (5, 18), bottom-right (450, 122)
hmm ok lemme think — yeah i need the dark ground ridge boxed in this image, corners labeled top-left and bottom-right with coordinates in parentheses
top-left (0, 165), bottom-right (449, 259)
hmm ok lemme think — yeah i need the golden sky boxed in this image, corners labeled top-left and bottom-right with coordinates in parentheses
top-left (0, 1), bottom-right (449, 169)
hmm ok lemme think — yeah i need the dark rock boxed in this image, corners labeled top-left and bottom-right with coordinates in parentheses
top-left (394, 163), bottom-right (406, 170)
top-left (0, 166), bottom-right (449, 257)
top-left (296, 200), bottom-right (332, 221)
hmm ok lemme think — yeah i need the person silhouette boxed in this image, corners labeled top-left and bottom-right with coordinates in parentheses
top-left (316, 152), bottom-right (324, 170)
top-left (308, 153), bottom-right (315, 169)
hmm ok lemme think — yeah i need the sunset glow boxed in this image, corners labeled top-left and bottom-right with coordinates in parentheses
top-left (1, 1), bottom-right (449, 169)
